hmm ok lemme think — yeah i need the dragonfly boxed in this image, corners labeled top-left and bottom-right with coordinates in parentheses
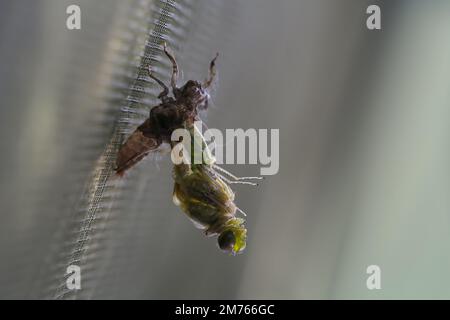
top-left (171, 122), bottom-right (262, 254)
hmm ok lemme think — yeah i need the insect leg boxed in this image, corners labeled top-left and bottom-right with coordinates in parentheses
top-left (203, 53), bottom-right (219, 89)
top-left (236, 206), bottom-right (247, 217)
top-left (215, 172), bottom-right (258, 186)
top-left (213, 164), bottom-right (263, 182)
top-left (148, 65), bottom-right (169, 99)
top-left (163, 42), bottom-right (179, 91)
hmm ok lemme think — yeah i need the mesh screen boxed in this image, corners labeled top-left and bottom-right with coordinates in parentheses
top-left (0, 0), bottom-right (239, 299)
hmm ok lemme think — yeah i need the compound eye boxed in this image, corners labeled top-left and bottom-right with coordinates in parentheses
top-left (218, 230), bottom-right (236, 252)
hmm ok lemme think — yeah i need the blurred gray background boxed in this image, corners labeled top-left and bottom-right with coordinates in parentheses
top-left (0, 0), bottom-right (449, 299)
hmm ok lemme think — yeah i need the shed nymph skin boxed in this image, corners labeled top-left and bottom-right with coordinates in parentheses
top-left (115, 43), bottom-right (217, 176)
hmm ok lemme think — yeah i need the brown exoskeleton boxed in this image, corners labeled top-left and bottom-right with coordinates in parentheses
top-left (116, 43), bottom-right (218, 175)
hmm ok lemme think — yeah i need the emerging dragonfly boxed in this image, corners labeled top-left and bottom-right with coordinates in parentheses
top-left (172, 123), bottom-right (262, 254)
top-left (116, 44), bottom-right (262, 254)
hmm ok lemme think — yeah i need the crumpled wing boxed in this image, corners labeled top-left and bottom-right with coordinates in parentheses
top-left (115, 128), bottom-right (161, 176)
top-left (186, 165), bottom-right (236, 213)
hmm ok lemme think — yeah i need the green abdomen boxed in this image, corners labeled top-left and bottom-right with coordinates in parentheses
top-left (172, 164), bottom-right (236, 230)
